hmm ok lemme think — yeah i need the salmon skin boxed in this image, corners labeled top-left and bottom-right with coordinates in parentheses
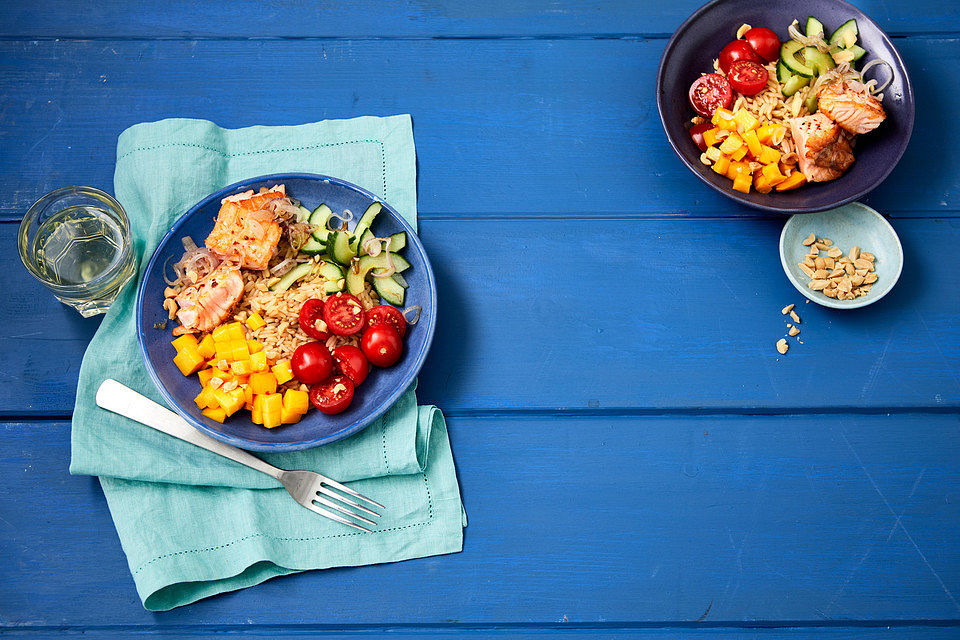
top-left (817, 81), bottom-right (886, 135)
top-left (789, 113), bottom-right (855, 182)
top-left (205, 186), bottom-right (285, 270)
top-left (174, 261), bottom-right (245, 333)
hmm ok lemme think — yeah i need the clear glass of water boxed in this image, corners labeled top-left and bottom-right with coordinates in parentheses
top-left (18, 186), bottom-right (136, 318)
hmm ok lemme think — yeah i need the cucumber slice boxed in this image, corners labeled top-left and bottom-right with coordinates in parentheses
top-left (782, 74), bottom-right (810, 97)
top-left (345, 253), bottom-right (411, 295)
top-left (327, 230), bottom-right (357, 265)
top-left (357, 228), bottom-right (374, 255)
top-left (776, 60), bottom-right (793, 83)
top-left (349, 202), bottom-right (382, 252)
top-left (848, 44), bottom-right (867, 62)
top-left (805, 89), bottom-right (819, 114)
top-left (269, 263), bottom-right (313, 293)
top-left (780, 40), bottom-right (814, 77)
top-left (297, 205), bottom-right (312, 222)
top-left (387, 232), bottom-right (406, 252)
top-left (309, 204), bottom-right (335, 243)
top-left (829, 19), bottom-right (858, 48)
top-left (803, 46), bottom-right (836, 74)
top-left (299, 235), bottom-right (325, 255)
top-left (372, 275), bottom-right (405, 306)
top-left (805, 17), bottom-right (824, 39)
top-left (317, 260), bottom-right (343, 281)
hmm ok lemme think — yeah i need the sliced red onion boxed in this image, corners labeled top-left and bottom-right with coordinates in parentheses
top-left (361, 235), bottom-right (384, 257)
top-left (162, 255), bottom-right (179, 286)
top-left (270, 257), bottom-right (296, 276)
top-left (181, 236), bottom-right (198, 252)
top-left (371, 247), bottom-right (396, 278)
top-left (861, 58), bottom-right (893, 94)
top-left (402, 305), bottom-right (421, 325)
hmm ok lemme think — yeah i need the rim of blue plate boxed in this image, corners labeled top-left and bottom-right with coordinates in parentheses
top-left (136, 173), bottom-right (437, 451)
top-left (656, 0), bottom-right (915, 214)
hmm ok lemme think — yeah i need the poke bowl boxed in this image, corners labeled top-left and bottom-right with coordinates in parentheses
top-left (137, 173), bottom-right (437, 452)
top-left (656, 0), bottom-right (914, 213)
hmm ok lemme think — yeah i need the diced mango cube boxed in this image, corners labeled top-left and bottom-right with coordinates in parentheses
top-left (197, 368), bottom-right (216, 387)
top-left (243, 384), bottom-right (254, 410)
top-left (729, 145), bottom-right (748, 161)
top-left (760, 163), bottom-right (787, 185)
top-left (214, 342), bottom-right (234, 362)
top-left (214, 388), bottom-right (245, 417)
top-left (704, 145), bottom-right (722, 162)
top-left (231, 359), bottom-right (253, 376)
top-left (711, 108), bottom-right (736, 130)
top-left (211, 324), bottom-right (231, 343)
top-left (712, 155), bottom-right (731, 176)
top-left (202, 407), bottom-right (227, 423)
top-left (194, 385), bottom-right (218, 409)
top-left (261, 393), bottom-right (283, 429)
top-left (231, 341), bottom-right (251, 362)
top-left (702, 127), bottom-right (721, 147)
top-left (742, 129), bottom-right (762, 158)
top-left (732, 172), bottom-right (752, 193)
top-left (173, 349), bottom-right (205, 376)
top-left (755, 122), bottom-right (779, 145)
top-left (251, 395), bottom-right (264, 425)
top-left (197, 334), bottom-right (216, 359)
top-left (226, 322), bottom-right (245, 342)
top-left (726, 161), bottom-right (752, 181)
top-left (754, 173), bottom-right (774, 194)
top-left (283, 389), bottom-right (310, 415)
top-left (249, 351), bottom-right (268, 372)
top-left (718, 134), bottom-right (743, 155)
top-left (281, 403), bottom-right (302, 424)
top-left (247, 339), bottom-right (264, 354)
top-left (249, 372), bottom-right (278, 395)
top-left (734, 109), bottom-right (758, 132)
top-left (758, 145), bottom-right (782, 166)
top-left (272, 360), bottom-right (294, 385)
top-left (246, 312), bottom-right (266, 331)
top-left (775, 172), bottom-right (807, 191)
top-left (172, 334), bottom-right (199, 353)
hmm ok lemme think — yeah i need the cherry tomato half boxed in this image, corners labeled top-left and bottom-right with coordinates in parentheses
top-left (298, 298), bottom-right (330, 340)
top-left (689, 122), bottom-right (714, 152)
top-left (366, 304), bottom-right (407, 338)
top-left (727, 60), bottom-right (769, 96)
top-left (689, 73), bottom-right (733, 118)
top-left (361, 324), bottom-right (404, 367)
top-left (333, 345), bottom-right (369, 386)
top-left (323, 292), bottom-right (367, 336)
top-left (743, 27), bottom-right (780, 63)
top-left (291, 341), bottom-right (334, 385)
top-left (310, 375), bottom-right (355, 415)
top-left (718, 39), bottom-right (763, 74)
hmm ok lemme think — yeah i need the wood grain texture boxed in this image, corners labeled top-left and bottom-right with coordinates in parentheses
top-left (2, 414), bottom-right (958, 625)
top-left (0, 37), bottom-right (956, 222)
top-left (4, 218), bottom-right (958, 416)
top-left (1, 0), bottom-right (958, 37)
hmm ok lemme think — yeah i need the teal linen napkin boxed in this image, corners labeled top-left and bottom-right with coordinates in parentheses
top-left (69, 116), bottom-right (465, 611)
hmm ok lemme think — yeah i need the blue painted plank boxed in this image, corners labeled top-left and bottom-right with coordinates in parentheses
top-left (2, 413), bottom-right (958, 625)
top-left (2, 627), bottom-right (960, 639)
top-left (3, 218), bottom-right (959, 416)
top-left (1, 0), bottom-right (957, 37)
top-left (0, 37), bottom-right (956, 221)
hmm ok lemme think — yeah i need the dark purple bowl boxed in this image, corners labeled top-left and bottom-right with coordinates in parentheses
top-left (656, 0), bottom-right (914, 213)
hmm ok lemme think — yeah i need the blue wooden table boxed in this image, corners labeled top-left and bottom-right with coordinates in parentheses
top-left (2, 1), bottom-right (959, 637)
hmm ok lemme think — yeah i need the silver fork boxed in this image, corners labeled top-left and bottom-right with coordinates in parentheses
top-left (95, 379), bottom-right (384, 532)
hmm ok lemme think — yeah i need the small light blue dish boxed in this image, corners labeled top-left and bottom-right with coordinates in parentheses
top-left (136, 173), bottom-right (437, 452)
top-left (779, 202), bottom-right (902, 309)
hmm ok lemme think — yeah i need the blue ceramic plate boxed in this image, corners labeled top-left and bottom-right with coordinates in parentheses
top-left (779, 202), bottom-right (902, 308)
top-left (656, 0), bottom-right (914, 213)
top-left (137, 174), bottom-right (437, 452)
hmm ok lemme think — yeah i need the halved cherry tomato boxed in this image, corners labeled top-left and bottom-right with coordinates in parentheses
top-left (366, 304), bottom-right (407, 338)
top-left (718, 39), bottom-right (762, 74)
top-left (298, 298), bottom-right (330, 340)
top-left (689, 74), bottom-right (733, 118)
top-left (333, 345), bottom-right (369, 386)
top-left (323, 292), bottom-right (366, 336)
top-left (310, 375), bottom-right (355, 415)
top-left (291, 342), bottom-right (334, 384)
top-left (689, 122), bottom-right (714, 152)
top-left (361, 324), bottom-right (403, 367)
top-left (727, 60), bottom-right (768, 96)
top-left (743, 27), bottom-right (780, 63)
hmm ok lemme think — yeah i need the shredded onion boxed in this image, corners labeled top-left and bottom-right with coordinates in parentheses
top-left (326, 209), bottom-right (355, 232)
top-left (860, 58), bottom-right (894, 94)
top-left (362, 236), bottom-right (383, 257)
top-left (162, 255), bottom-right (178, 286)
top-left (270, 257), bottom-right (296, 276)
top-left (787, 19), bottom-right (830, 52)
top-left (182, 236), bottom-right (198, 252)
top-left (402, 305), bottom-right (422, 325)
top-left (172, 246), bottom-right (221, 285)
top-left (371, 242), bottom-right (396, 278)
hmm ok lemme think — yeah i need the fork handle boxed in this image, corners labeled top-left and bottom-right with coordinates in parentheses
top-left (96, 379), bottom-right (284, 481)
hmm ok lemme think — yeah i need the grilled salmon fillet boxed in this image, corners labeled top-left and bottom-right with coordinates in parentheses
top-left (175, 261), bottom-right (245, 333)
top-left (817, 81), bottom-right (886, 135)
top-left (790, 113), bottom-right (855, 182)
top-left (205, 187), bottom-right (284, 270)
